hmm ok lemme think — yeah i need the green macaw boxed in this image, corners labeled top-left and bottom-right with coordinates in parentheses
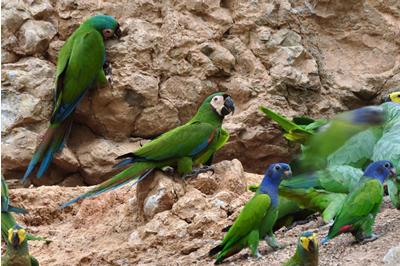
top-left (1, 175), bottom-right (51, 243)
top-left (1, 225), bottom-right (39, 266)
top-left (59, 92), bottom-right (235, 209)
top-left (247, 186), bottom-right (315, 232)
top-left (209, 163), bottom-right (292, 264)
top-left (22, 15), bottom-right (122, 184)
top-left (322, 160), bottom-right (397, 244)
top-left (283, 231), bottom-right (319, 266)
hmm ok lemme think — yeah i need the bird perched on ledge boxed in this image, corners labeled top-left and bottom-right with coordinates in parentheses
top-left (59, 92), bottom-right (235, 209)
top-left (22, 15), bottom-right (122, 184)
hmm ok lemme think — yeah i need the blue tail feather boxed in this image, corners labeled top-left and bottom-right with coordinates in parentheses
top-left (113, 159), bottom-right (135, 168)
top-left (321, 237), bottom-right (329, 244)
top-left (8, 205), bottom-right (29, 214)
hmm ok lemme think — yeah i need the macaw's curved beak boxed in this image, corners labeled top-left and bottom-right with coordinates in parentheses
top-left (11, 232), bottom-right (20, 247)
top-left (114, 24), bottom-right (122, 39)
top-left (308, 238), bottom-right (316, 253)
top-left (282, 169), bottom-right (292, 181)
top-left (221, 96), bottom-right (235, 116)
top-left (388, 168), bottom-right (397, 179)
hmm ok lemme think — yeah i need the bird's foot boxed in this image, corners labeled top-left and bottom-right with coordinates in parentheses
top-left (103, 62), bottom-right (113, 88)
top-left (248, 250), bottom-right (265, 261)
top-left (271, 243), bottom-right (291, 250)
top-left (184, 166), bottom-right (214, 178)
top-left (319, 220), bottom-right (334, 230)
top-left (283, 215), bottom-right (318, 232)
top-left (362, 232), bottom-right (385, 243)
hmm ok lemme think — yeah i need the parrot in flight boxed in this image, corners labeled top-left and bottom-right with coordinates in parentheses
top-left (22, 15), bottom-right (122, 184)
top-left (321, 160), bottom-right (397, 244)
top-left (283, 231), bottom-right (319, 266)
top-left (59, 92), bottom-right (235, 209)
top-left (209, 163), bottom-right (292, 264)
top-left (2, 175), bottom-right (51, 243)
top-left (1, 225), bottom-right (39, 266)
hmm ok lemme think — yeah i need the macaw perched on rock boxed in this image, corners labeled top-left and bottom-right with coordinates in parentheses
top-left (59, 92), bottom-right (235, 209)
top-left (283, 231), bottom-right (319, 266)
top-left (321, 160), bottom-right (397, 244)
top-left (1, 175), bottom-right (51, 243)
top-left (209, 163), bottom-right (292, 264)
top-left (1, 225), bottom-right (39, 266)
top-left (22, 15), bottom-right (122, 184)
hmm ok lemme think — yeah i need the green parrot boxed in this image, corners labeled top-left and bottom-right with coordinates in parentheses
top-left (1, 175), bottom-right (51, 243)
top-left (283, 231), bottom-right (319, 266)
top-left (278, 165), bottom-right (365, 221)
top-left (59, 92), bottom-right (235, 209)
top-left (247, 186), bottom-right (315, 232)
top-left (22, 15), bottom-right (122, 184)
top-left (1, 225), bottom-right (39, 266)
top-left (321, 160), bottom-right (397, 244)
top-left (209, 163), bottom-right (292, 264)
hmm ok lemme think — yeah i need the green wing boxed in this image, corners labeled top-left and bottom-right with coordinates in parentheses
top-left (194, 128), bottom-right (229, 166)
top-left (133, 121), bottom-right (217, 161)
top-left (221, 193), bottom-right (270, 249)
top-left (327, 178), bottom-right (383, 238)
top-left (259, 106), bottom-right (314, 145)
top-left (31, 255), bottom-right (40, 266)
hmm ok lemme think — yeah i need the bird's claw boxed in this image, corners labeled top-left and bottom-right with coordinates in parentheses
top-left (283, 215), bottom-right (318, 232)
top-left (184, 166), bottom-right (214, 178)
top-left (362, 232), bottom-right (385, 243)
top-left (248, 251), bottom-right (265, 261)
top-left (104, 62), bottom-right (113, 88)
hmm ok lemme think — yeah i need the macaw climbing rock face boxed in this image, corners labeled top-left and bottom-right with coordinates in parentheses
top-left (22, 15), bottom-right (121, 185)
top-left (209, 163), bottom-right (292, 264)
top-left (59, 92), bottom-right (235, 209)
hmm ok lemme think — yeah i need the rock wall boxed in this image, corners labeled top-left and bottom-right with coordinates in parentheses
top-left (2, 0), bottom-right (400, 185)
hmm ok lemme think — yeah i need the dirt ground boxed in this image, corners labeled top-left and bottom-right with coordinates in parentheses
top-left (2, 175), bottom-right (399, 266)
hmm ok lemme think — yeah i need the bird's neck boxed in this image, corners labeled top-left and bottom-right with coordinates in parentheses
top-left (258, 179), bottom-right (280, 206)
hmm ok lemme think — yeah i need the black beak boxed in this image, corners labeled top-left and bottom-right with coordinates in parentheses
top-left (114, 24), bottom-right (122, 39)
top-left (11, 232), bottom-right (20, 247)
top-left (308, 238), bottom-right (316, 253)
top-left (221, 97), bottom-right (235, 116)
top-left (385, 96), bottom-right (392, 102)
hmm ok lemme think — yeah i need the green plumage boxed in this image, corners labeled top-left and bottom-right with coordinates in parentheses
top-left (283, 231), bottom-right (319, 266)
top-left (59, 93), bottom-right (234, 209)
top-left (1, 175), bottom-right (51, 243)
top-left (23, 15), bottom-right (121, 184)
top-left (2, 225), bottom-right (39, 266)
top-left (322, 160), bottom-right (397, 243)
top-left (209, 163), bottom-right (291, 264)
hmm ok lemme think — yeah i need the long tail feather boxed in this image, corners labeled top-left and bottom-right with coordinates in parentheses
top-left (58, 162), bottom-right (155, 210)
top-left (7, 205), bottom-right (28, 214)
top-left (22, 113), bottom-right (75, 184)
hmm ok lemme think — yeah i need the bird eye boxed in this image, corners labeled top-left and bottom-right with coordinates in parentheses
top-left (384, 163), bottom-right (390, 168)
top-left (213, 97), bottom-right (218, 101)
top-left (274, 165), bottom-right (281, 171)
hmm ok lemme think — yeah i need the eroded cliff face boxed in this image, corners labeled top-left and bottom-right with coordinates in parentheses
top-left (2, 0), bottom-right (400, 185)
